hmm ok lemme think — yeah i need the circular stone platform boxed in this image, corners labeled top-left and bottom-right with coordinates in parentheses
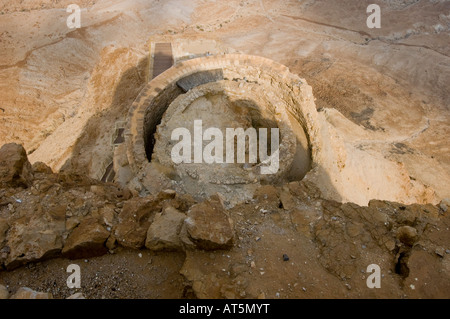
top-left (124, 54), bottom-right (325, 204)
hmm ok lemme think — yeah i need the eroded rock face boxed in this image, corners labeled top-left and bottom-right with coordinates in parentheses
top-left (180, 250), bottom-right (225, 299)
top-left (179, 192), bottom-right (450, 299)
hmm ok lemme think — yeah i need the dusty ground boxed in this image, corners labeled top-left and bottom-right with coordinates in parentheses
top-left (0, 249), bottom-right (187, 299)
top-left (0, 0), bottom-right (449, 299)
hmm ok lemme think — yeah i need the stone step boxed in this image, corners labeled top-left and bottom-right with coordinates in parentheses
top-left (153, 43), bottom-right (173, 78)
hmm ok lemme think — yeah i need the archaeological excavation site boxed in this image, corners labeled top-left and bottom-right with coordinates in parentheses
top-left (0, 0), bottom-right (449, 301)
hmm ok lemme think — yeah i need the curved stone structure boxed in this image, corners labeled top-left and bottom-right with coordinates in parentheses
top-left (124, 54), bottom-right (327, 203)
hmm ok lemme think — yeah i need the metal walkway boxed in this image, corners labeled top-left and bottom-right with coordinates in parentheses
top-left (152, 43), bottom-right (173, 79)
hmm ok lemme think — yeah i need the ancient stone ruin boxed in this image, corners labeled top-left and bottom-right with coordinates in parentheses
top-left (113, 54), bottom-right (438, 209)
top-left (119, 54), bottom-right (341, 207)
top-left (0, 54), bottom-right (448, 300)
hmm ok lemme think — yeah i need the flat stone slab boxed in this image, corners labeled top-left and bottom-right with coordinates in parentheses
top-left (176, 69), bottom-right (224, 92)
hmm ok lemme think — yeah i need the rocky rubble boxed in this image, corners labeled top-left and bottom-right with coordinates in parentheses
top-left (0, 143), bottom-right (131, 270)
top-left (0, 143), bottom-right (235, 270)
top-left (179, 182), bottom-right (450, 298)
top-left (0, 143), bottom-right (449, 298)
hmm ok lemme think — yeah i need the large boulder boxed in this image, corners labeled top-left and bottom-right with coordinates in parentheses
top-left (145, 206), bottom-right (186, 251)
top-left (114, 197), bottom-right (162, 249)
top-left (184, 197), bottom-right (234, 250)
top-left (114, 190), bottom-right (181, 249)
top-left (5, 214), bottom-right (64, 270)
top-left (62, 218), bottom-right (110, 259)
top-left (396, 226), bottom-right (418, 246)
top-left (0, 143), bottom-right (33, 187)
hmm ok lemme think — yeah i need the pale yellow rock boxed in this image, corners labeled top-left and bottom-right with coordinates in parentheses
top-left (10, 287), bottom-right (53, 299)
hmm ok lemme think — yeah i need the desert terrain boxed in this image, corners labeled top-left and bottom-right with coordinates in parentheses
top-left (0, 0), bottom-right (449, 299)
